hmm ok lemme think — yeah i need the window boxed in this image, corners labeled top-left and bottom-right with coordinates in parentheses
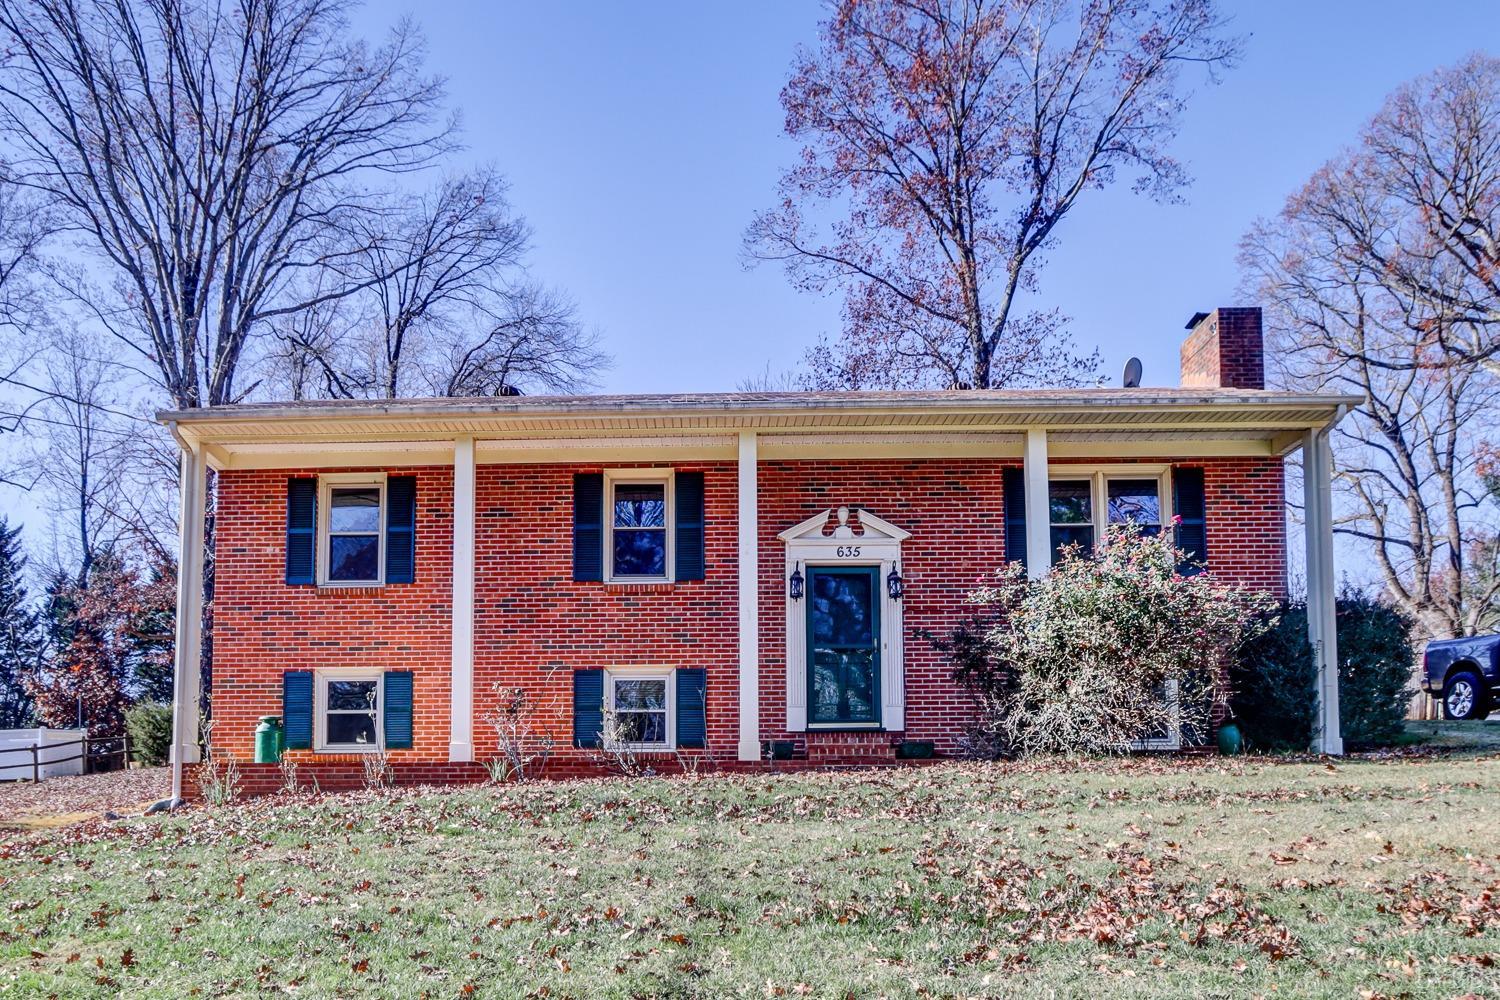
top-left (316, 673), bottom-right (381, 751)
top-left (1048, 479), bottom-right (1094, 563)
top-left (1048, 468), bottom-right (1170, 564)
top-left (605, 471), bottom-right (673, 581)
top-left (319, 475), bottom-right (384, 585)
top-left (606, 669), bottom-right (674, 749)
top-left (1107, 478), bottom-right (1162, 537)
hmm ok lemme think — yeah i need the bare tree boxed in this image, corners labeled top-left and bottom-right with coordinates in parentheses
top-left (0, 171), bottom-right (49, 334)
top-left (1241, 55), bottom-right (1500, 639)
top-left (27, 331), bottom-right (135, 584)
top-left (439, 290), bottom-right (605, 397)
top-left (745, 0), bottom-right (1240, 390)
top-left (0, 0), bottom-right (455, 410)
top-left (737, 362), bottom-right (806, 393)
top-left (274, 168), bottom-right (606, 398)
top-left (0, 169), bottom-right (56, 487)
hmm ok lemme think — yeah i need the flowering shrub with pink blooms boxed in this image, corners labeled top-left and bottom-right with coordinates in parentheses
top-left (942, 525), bottom-right (1277, 758)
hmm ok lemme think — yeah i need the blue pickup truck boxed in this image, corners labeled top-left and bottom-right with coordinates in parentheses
top-left (1422, 636), bottom-right (1499, 720)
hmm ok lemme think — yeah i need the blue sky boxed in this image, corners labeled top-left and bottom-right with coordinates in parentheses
top-left (355, 0), bottom-right (1499, 393)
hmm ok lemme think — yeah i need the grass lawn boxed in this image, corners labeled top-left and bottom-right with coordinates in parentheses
top-left (1, 728), bottom-right (1496, 998)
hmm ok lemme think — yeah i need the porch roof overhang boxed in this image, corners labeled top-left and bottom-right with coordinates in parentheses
top-left (157, 388), bottom-right (1362, 470)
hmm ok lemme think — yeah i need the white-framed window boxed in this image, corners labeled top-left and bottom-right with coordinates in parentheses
top-left (604, 667), bottom-right (675, 750)
top-left (1047, 467), bottom-right (1169, 565)
top-left (315, 671), bottom-right (383, 752)
top-left (318, 473), bottom-right (386, 586)
top-left (604, 469), bottom-right (674, 582)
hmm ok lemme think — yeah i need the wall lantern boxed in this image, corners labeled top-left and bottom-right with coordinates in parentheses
top-left (887, 563), bottom-right (905, 601)
top-left (789, 562), bottom-right (805, 601)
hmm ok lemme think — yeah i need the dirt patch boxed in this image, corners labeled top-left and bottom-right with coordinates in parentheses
top-left (0, 767), bottom-right (170, 827)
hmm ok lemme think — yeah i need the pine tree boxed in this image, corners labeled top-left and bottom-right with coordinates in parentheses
top-left (128, 560), bottom-right (176, 703)
top-left (0, 518), bottom-right (42, 728)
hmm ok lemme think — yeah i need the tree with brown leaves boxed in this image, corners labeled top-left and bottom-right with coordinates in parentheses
top-left (747, 0), bottom-right (1241, 389)
top-left (30, 550), bottom-right (175, 736)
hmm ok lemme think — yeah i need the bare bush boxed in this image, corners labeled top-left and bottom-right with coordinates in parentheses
top-left (482, 674), bottom-right (560, 782)
top-left (361, 748), bottom-right (393, 790)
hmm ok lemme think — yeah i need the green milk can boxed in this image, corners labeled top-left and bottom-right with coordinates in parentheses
top-left (255, 716), bottom-right (285, 763)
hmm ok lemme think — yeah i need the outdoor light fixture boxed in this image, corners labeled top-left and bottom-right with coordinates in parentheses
top-left (789, 562), bottom-right (804, 601)
top-left (887, 563), bottom-right (904, 600)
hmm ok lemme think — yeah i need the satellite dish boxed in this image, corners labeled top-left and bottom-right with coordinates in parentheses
top-left (1122, 357), bottom-right (1143, 388)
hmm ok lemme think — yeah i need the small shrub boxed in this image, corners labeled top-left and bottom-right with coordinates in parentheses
top-left (482, 672), bottom-right (560, 782)
top-left (278, 757), bottom-right (301, 795)
top-left (1230, 590), bottom-right (1416, 751)
top-left (1334, 592), bottom-right (1415, 748)
top-left (1231, 604), bottom-right (1317, 751)
top-left (938, 526), bottom-right (1277, 758)
top-left (196, 730), bottom-right (239, 806)
top-left (125, 701), bottom-right (173, 766)
top-left (361, 748), bottom-right (393, 789)
top-left (593, 706), bottom-right (652, 777)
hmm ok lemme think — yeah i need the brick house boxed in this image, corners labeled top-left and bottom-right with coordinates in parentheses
top-left (160, 308), bottom-right (1357, 798)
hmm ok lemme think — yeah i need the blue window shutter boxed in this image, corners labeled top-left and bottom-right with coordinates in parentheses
top-left (285, 478), bottom-right (317, 585)
top-left (1002, 467), bottom-right (1028, 571)
top-left (573, 669), bottom-right (604, 748)
top-left (674, 471), bottom-right (705, 581)
top-left (676, 668), bottom-right (706, 749)
top-left (385, 476), bottom-right (416, 584)
top-left (383, 670), bottom-right (413, 749)
top-left (1173, 467), bottom-right (1208, 575)
top-left (283, 670), bottom-right (313, 749)
top-left (573, 473), bottom-right (604, 582)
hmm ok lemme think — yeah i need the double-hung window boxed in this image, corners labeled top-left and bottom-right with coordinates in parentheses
top-left (319, 475), bottom-right (385, 585)
top-left (1048, 468), bottom-right (1170, 564)
top-left (1048, 479), bottom-right (1095, 562)
top-left (316, 673), bottom-right (382, 751)
top-left (605, 669), bottom-right (675, 749)
top-left (605, 471), bottom-right (673, 581)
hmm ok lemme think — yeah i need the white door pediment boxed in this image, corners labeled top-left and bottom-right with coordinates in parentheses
top-left (781, 506), bottom-right (908, 733)
top-left (778, 506), bottom-right (912, 545)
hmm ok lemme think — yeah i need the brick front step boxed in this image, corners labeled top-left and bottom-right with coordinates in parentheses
top-left (804, 730), bottom-right (902, 764)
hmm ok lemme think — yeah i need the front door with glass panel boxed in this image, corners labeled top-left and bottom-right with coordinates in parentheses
top-left (807, 566), bottom-right (880, 726)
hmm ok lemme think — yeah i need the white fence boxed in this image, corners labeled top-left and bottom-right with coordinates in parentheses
top-left (0, 728), bottom-right (89, 781)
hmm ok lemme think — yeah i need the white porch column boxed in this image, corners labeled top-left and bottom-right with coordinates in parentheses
top-left (737, 430), bottom-right (761, 761)
top-left (449, 436), bottom-right (476, 762)
top-left (169, 435), bottom-right (207, 802)
top-left (1023, 429), bottom-right (1051, 578)
top-left (1303, 428), bottom-right (1343, 755)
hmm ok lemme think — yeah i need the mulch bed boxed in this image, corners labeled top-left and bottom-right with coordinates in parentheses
top-left (0, 767), bottom-right (170, 826)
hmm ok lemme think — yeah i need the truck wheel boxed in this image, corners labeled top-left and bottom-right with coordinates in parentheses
top-left (1442, 671), bottom-right (1485, 721)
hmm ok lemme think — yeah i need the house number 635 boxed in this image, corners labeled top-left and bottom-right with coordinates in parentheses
top-left (835, 545), bottom-right (862, 558)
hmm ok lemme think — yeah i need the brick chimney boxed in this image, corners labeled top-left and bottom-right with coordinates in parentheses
top-left (1179, 307), bottom-right (1264, 390)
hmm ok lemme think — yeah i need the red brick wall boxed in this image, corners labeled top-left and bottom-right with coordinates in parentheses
top-left (757, 459), bottom-right (1006, 753)
top-left (212, 466), bottom-right (454, 763)
top-left (1180, 307), bottom-right (1264, 390)
top-left (469, 463), bottom-right (739, 763)
top-left (1201, 457), bottom-right (1287, 597)
top-left (210, 455), bottom-right (1286, 764)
